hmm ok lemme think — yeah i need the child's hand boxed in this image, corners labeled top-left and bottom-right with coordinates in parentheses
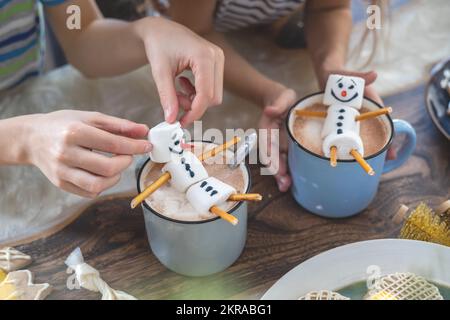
top-left (258, 85), bottom-right (297, 192)
top-left (24, 111), bottom-right (151, 198)
top-left (134, 17), bottom-right (224, 127)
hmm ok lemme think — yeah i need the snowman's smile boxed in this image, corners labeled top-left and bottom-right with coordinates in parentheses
top-left (169, 146), bottom-right (184, 155)
top-left (331, 90), bottom-right (359, 103)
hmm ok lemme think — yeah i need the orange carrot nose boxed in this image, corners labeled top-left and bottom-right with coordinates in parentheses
top-left (181, 142), bottom-right (194, 150)
top-left (341, 90), bottom-right (347, 97)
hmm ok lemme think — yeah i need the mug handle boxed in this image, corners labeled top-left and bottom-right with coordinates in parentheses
top-left (383, 119), bottom-right (417, 174)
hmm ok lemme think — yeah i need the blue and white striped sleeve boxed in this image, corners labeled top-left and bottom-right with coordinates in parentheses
top-left (40, 0), bottom-right (67, 7)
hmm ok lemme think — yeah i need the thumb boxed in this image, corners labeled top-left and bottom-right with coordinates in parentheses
top-left (345, 70), bottom-right (377, 86)
top-left (356, 71), bottom-right (377, 86)
top-left (150, 57), bottom-right (179, 123)
top-left (264, 105), bottom-right (284, 117)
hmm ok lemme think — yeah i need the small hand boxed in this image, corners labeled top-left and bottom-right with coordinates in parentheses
top-left (258, 85), bottom-right (297, 192)
top-left (135, 17), bottom-right (225, 127)
top-left (25, 111), bottom-right (151, 198)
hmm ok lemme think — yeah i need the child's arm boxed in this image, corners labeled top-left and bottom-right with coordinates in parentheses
top-left (305, 0), bottom-right (382, 104)
top-left (305, 0), bottom-right (351, 88)
top-left (0, 111), bottom-right (150, 198)
top-left (45, 0), bottom-right (224, 126)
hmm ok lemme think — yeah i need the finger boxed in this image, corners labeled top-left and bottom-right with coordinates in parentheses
top-left (86, 112), bottom-right (149, 139)
top-left (178, 76), bottom-right (196, 98)
top-left (213, 48), bottom-right (224, 108)
top-left (73, 123), bottom-right (151, 155)
top-left (149, 56), bottom-right (179, 123)
top-left (387, 147), bottom-right (397, 160)
top-left (58, 180), bottom-right (98, 199)
top-left (62, 167), bottom-right (121, 196)
top-left (275, 153), bottom-right (291, 192)
top-left (65, 147), bottom-right (133, 177)
top-left (177, 92), bottom-right (193, 112)
top-left (364, 85), bottom-right (384, 105)
top-left (180, 57), bottom-right (216, 127)
top-left (329, 70), bottom-right (377, 86)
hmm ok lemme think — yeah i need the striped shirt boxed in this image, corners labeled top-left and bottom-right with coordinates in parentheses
top-left (0, 0), bottom-right (66, 91)
top-left (215, 0), bottom-right (304, 32)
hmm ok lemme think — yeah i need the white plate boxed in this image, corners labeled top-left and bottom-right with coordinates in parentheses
top-left (262, 239), bottom-right (450, 300)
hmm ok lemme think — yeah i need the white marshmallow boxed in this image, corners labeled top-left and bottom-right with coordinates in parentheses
top-left (323, 131), bottom-right (364, 160)
top-left (148, 121), bottom-right (184, 163)
top-left (321, 105), bottom-right (360, 139)
top-left (186, 177), bottom-right (237, 214)
top-left (162, 151), bottom-right (209, 192)
top-left (323, 74), bottom-right (365, 109)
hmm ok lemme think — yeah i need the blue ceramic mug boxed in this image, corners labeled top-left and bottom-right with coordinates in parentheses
top-left (286, 93), bottom-right (416, 218)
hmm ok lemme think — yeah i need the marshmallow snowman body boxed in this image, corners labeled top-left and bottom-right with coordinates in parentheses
top-left (148, 121), bottom-right (185, 163)
top-left (321, 105), bottom-right (360, 139)
top-left (186, 177), bottom-right (237, 214)
top-left (322, 74), bottom-right (365, 159)
top-left (162, 151), bottom-right (209, 192)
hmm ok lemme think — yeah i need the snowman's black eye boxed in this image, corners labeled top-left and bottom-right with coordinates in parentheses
top-left (349, 85), bottom-right (355, 89)
top-left (338, 83), bottom-right (343, 88)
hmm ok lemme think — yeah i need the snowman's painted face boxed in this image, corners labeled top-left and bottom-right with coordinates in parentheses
top-left (331, 77), bottom-right (359, 103)
top-left (168, 130), bottom-right (185, 155)
top-left (323, 74), bottom-right (365, 109)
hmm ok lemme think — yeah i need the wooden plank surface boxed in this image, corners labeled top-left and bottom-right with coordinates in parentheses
top-left (5, 84), bottom-right (450, 300)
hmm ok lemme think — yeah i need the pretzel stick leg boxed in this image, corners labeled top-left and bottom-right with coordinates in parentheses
top-left (350, 149), bottom-right (375, 176)
top-left (228, 193), bottom-right (262, 202)
top-left (131, 172), bottom-right (171, 209)
top-left (356, 107), bottom-right (392, 121)
top-left (210, 206), bottom-right (239, 226)
top-left (330, 146), bottom-right (338, 167)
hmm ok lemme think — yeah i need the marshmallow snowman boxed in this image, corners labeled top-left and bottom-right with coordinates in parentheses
top-left (148, 121), bottom-right (185, 163)
top-left (162, 151), bottom-right (209, 192)
top-left (322, 75), bottom-right (366, 159)
top-left (148, 120), bottom-right (240, 215)
top-left (186, 177), bottom-right (237, 214)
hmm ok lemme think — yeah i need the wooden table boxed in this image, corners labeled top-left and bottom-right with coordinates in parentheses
top-left (3, 84), bottom-right (450, 300)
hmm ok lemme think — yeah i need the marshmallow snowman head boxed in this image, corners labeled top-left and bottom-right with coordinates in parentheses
top-left (148, 121), bottom-right (185, 163)
top-left (186, 177), bottom-right (237, 214)
top-left (162, 151), bottom-right (209, 192)
top-left (323, 75), bottom-right (365, 109)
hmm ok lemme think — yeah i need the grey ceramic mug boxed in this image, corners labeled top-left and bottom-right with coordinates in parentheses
top-left (136, 142), bottom-right (251, 277)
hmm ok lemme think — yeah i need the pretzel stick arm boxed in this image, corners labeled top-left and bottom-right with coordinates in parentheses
top-left (295, 110), bottom-right (327, 118)
top-left (356, 107), bottom-right (392, 121)
top-left (131, 172), bottom-right (171, 209)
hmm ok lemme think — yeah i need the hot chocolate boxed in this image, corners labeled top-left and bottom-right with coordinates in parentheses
top-left (292, 103), bottom-right (389, 157)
